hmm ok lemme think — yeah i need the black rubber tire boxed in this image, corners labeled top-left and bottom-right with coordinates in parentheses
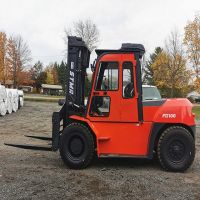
top-left (59, 123), bottom-right (95, 169)
top-left (157, 126), bottom-right (195, 172)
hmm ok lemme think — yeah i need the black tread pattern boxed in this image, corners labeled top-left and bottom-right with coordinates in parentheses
top-left (157, 126), bottom-right (195, 172)
top-left (59, 123), bottom-right (95, 169)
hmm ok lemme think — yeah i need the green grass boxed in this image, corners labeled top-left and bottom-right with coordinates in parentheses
top-left (24, 96), bottom-right (61, 103)
top-left (192, 106), bottom-right (200, 120)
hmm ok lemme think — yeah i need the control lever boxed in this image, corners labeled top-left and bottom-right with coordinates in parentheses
top-left (69, 102), bottom-right (85, 112)
top-left (72, 103), bottom-right (80, 108)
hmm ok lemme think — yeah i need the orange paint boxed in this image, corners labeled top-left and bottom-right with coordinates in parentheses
top-left (69, 53), bottom-right (195, 158)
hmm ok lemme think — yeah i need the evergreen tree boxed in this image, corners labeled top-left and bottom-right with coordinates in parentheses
top-left (143, 47), bottom-right (162, 85)
top-left (56, 61), bottom-right (67, 94)
top-left (30, 61), bottom-right (46, 92)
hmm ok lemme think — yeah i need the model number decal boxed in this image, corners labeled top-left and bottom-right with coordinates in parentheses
top-left (162, 114), bottom-right (176, 118)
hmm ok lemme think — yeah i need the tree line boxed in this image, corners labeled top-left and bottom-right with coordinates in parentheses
top-left (0, 15), bottom-right (199, 98)
top-left (0, 32), bottom-right (31, 88)
top-left (0, 19), bottom-right (99, 95)
top-left (30, 61), bottom-right (67, 93)
top-left (143, 13), bottom-right (200, 97)
top-left (0, 33), bottom-right (68, 93)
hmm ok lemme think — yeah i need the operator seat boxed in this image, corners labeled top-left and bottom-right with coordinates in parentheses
top-left (124, 82), bottom-right (134, 98)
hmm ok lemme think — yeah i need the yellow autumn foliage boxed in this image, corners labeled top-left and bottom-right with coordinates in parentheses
top-left (194, 77), bottom-right (200, 93)
top-left (152, 51), bottom-right (191, 97)
top-left (184, 14), bottom-right (200, 78)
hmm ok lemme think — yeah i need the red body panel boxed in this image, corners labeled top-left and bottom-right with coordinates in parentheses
top-left (69, 53), bottom-right (195, 157)
top-left (143, 98), bottom-right (195, 126)
top-left (70, 115), bottom-right (152, 156)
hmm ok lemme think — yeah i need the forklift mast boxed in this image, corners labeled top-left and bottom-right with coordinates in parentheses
top-left (58, 37), bottom-right (90, 124)
top-left (65, 36), bottom-right (90, 116)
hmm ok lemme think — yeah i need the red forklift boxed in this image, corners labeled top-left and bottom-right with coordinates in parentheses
top-left (5, 36), bottom-right (196, 172)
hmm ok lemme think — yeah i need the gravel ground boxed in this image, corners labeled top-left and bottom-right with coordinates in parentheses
top-left (0, 101), bottom-right (200, 200)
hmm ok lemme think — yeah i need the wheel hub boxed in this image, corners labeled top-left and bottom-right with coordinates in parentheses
top-left (168, 140), bottom-right (185, 161)
top-left (69, 136), bottom-right (84, 157)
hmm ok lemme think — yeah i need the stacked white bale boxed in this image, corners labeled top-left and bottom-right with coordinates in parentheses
top-left (0, 86), bottom-right (24, 116)
top-left (0, 85), bottom-right (7, 116)
top-left (17, 90), bottom-right (24, 108)
top-left (6, 89), bottom-right (13, 114)
top-left (9, 89), bottom-right (19, 112)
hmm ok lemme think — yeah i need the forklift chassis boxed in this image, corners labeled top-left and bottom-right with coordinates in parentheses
top-left (5, 36), bottom-right (196, 172)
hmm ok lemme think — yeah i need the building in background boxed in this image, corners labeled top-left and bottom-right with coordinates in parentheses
top-left (19, 86), bottom-right (33, 93)
top-left (41, 84), bottom-right (63, 96)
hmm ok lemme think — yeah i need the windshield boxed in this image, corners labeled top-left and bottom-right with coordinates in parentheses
top-left (142, 87), bottom-right (161, 101)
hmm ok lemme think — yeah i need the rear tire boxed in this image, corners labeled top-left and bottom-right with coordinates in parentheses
top-left (157, 126), bottom-right (195, 172)
top-left (59, 123), bottom-right (95, 169)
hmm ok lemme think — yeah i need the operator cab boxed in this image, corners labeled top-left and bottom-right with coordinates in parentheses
top-left (87, 43), bottom-right (145, 122)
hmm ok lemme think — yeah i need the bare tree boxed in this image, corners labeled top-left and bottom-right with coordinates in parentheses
top-left (164, 30), bottom-right (190, 97)
top-left (64, 19), bottom-right (100, 52)
top-left (6, 35), bottom-right (32, 88)
top-left (16, 36), bottom-right (32, 69)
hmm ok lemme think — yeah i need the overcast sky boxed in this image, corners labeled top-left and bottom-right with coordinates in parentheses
top-left (0, 0), bottom-right (199, 65)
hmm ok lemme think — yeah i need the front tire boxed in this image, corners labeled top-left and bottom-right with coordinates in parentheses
top-left (59, 123), bottom-right (95, 169)
top-left (157, 126), bottom-right (195, 172)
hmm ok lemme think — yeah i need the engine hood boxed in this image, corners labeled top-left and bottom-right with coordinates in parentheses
top-left (154, 98), bottom-right (195, 125)
top-left (143, 98), bottom-right (195, 126)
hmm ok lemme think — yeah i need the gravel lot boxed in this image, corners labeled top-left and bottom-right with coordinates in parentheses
top-left (0, 101), bottom-right (200, 200)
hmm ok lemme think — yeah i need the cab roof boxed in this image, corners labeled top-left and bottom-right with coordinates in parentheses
top-left (95, 43), bottom-right (145, 58)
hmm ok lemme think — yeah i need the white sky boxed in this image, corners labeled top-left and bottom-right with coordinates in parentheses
top-left (0, 0), bottom-right (199, 65)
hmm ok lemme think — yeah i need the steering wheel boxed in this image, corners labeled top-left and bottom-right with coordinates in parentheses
top-left (124, 82), bottom-right (134, 98)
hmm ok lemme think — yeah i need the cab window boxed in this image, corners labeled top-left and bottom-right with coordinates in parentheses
top-left (89, 96), bottom-right (110, 117)
top-left (123, 62), bottom-right (134, 98)
top-left (95, 62), bottom-right (118, 91)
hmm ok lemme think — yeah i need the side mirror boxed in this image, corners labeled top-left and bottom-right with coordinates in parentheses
top-left (91, 59), bottom-right (96, 72)
top-left (90, 64), bottom-right (94, 72)
top-left (58, 99), bottom-right (65, 106)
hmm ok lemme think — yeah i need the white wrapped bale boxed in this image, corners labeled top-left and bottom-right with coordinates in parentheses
top-left (17, 90), bottom-right (24, 108)
top-left (0, 85), bottom-right (7, 116)
top-left (6, 89), bottom-right (13, 114)
top-left (9, 89), bottom-right (19, 112)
